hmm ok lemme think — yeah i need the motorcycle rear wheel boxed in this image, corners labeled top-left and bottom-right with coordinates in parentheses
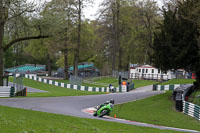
top-left (99, 109), bottom-right (109, 117)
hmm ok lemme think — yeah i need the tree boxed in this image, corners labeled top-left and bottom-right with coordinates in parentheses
top-left (98, 0), bottom-right (160, 71)
top-left (151, 1), bottom-right (200, 88)
top-left (73, 0), bottom-right (93, 77)
top-left (0, 0), bottom-right (49, 85)
top-left (40, 0), bottom-right (76, 79)
top-left (136, 0), bottom-right (160, 64)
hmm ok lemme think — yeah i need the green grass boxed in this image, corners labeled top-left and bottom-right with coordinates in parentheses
top-left (160, 79), bottom-right (195, 85)
top-left (55, 78), bottom-right (158, 89)
top-left (10, 78), bottom-right (104, 97)
top-left (111, 92), bottom-right (200, 131)
top-left (54, 79), bottom-right (70, 84)
top-left (132, 80), bottom-right (158, 88)
top-left (0, 105), bottom-right (181, 133)
top-left (54, 78), bottom-right (117, 87)
top-left (94, 77), bottom-right (118, 84)
top-left (188, 90), bottom-right (200, 106)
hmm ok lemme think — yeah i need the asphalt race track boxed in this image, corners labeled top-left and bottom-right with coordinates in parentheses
top-left (0, 85), bottom-right (199, 132)
top-left (0, 85), bottom-right (161, 118)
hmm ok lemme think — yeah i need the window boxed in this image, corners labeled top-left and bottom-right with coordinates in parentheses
top-left (142, 69), bottom-right (144, 73)
top-left (146, 69), bottom-right (148, 73)
top-left (152, 69), bottom-right (154, 73)
top-left (158, 69), bottom-right (160, 73)
top-left (139, 69), bottom-right (141, 72)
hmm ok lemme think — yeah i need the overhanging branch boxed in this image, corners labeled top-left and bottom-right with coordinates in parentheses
top-left (3, 35), bottom-right (50, 51)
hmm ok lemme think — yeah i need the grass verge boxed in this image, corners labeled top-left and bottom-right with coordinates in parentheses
top-left (10, 78), bottom-right (104, 97)
top-left (55, 78), bottom-right (158, 89)
top-left (0, 105), bottom-right (181, 133)
top-left (160, 79), bottom-right (195, 85)
top-left (132, 80), bottom-right (158, 88)
top-left (55, 77), bottom-right (118, 87)
top-left (188, 90), bottom-right (200, 106)
top-left (111, 92), bottom-right (200, 131)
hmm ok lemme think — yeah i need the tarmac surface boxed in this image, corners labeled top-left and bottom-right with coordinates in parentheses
top-left (8, 82), bottom-right (47, 93)
top-left (0, 85), bottom-right (199, 132)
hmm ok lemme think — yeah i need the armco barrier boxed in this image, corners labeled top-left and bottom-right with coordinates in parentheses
top-left (0, 86), bottom-right (15, 97)
top-left (183, 101), bottom-right (200, 121)
top-left (153, 84), bottom-right (181, 91)
top-left (25, 74), bottom-right (133, 93)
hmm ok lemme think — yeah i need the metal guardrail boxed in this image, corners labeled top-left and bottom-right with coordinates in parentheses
top-left (170, 84), bottom-right (200, 121)
top-left (153, 84), bottom-right (181, 91)
top-left (0, 86), bottom-right (15, 97)
top-left (183, 101), bottom-right (200, 121)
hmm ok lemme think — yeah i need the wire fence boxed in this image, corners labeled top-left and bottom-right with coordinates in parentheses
top-left (112, 70), bottom-right (129, 79)
top-left (13, 72), bottom-right (24, 93)
top-left (70, 76), bottom-right (82, 86)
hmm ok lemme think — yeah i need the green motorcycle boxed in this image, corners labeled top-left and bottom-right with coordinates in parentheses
top-left (93, 99), bottom-right (114, 117)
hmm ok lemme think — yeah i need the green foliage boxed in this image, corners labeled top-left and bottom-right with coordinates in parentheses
top-left (0, 105), bottom-right (179, 133)
top-left (188, 90), bottom-right (200, 106)
top-left (4, 47), bottom-right (14, 68)
top-left (151, 1), bottom-right (200, 76)
top-left (97, 0), bottom-right (161, 71)
top-left (25, 39), bottom-right (48, 60)
top-left (111, 92), bottom-right (200, 131)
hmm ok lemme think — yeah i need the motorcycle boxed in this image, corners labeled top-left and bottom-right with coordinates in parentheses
top-left (93, 99), bottom-right (114, 117)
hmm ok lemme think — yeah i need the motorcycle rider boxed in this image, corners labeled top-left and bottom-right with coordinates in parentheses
top-left (94, 99), bottom-right (114, 116)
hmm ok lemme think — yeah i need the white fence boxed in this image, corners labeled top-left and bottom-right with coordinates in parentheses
top-left (130, 73), bottom-right (170, 80)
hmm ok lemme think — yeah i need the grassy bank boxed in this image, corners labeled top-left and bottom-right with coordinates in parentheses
top-left (10, 78), bottom-right (104, 97)
top-left (0, 105), bottom-right (180, 133)
top-left (54, 77), bottom-right (118, 87)
top-left (55, 77), bottom-right (158, 89)
top-left (132, 80), bottom-right (158, 88)
top-left (160, 79), bottom-right (195, 85)
top-left (188, 90), bottom-right (200, 106)
top-left (111, 92), bottom-right (200, 131)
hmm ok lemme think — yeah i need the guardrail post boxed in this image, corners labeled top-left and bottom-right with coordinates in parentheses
top-left (10, 87), bottom-right (15, 97)
top-left (153, 84), bottom-right (157, 91)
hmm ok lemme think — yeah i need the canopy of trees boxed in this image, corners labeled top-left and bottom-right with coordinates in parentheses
top-left (2, 0), bottom-right (200, 87)
top-left (151, 0), bottom-right (200, 88)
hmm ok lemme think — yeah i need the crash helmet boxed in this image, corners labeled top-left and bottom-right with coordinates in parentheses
top-left (105, 101), bottom-right (110, 104)
top-left (110, 99), bottom-right (114, 104)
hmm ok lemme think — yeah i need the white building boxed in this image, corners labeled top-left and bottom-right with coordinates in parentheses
top-left (129, 65), bottom-right (175, 80)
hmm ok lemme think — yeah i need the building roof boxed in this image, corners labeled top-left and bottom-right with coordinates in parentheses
top-left (69, 64), bottom-right (94, 71)
top-left (130, 64), bottom-right (155, 69)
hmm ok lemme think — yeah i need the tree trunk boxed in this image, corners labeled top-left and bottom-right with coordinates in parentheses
top-left (74, 0), bottom-right (81, 77)
top-left (112, 53), bottom-right (116, 71)
top-left (64, 48), bottom-right (69, 80)
top-left (0, 27), bottom-right (4, 86)
top-left (195, 71), bottom-right (200, 90)
top-left (118, 46), bottom-right (122, 70)
top-left (116, 0), bottom-right (122, 71)
top-left (0, 9), bottom-right (5, 85)
top-left (47, 54), bottom-right (51, 76)
top-left (126, 55), bottom-right (130, 71)
top-left (111, 1), bottom-right (116, 71)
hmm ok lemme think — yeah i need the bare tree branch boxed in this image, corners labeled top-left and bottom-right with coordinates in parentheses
top-left (3, 35), bottom-right (50, 51)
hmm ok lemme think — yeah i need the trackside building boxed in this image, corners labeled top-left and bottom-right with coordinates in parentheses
top-left (129, 65), bottom-right (175, 80)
